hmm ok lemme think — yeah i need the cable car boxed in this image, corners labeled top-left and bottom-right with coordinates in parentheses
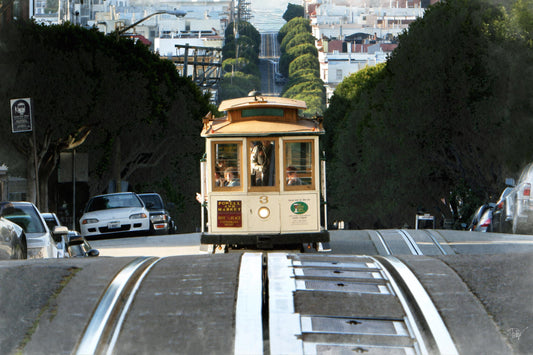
top-left (198, 92), bottom-right (329, 252)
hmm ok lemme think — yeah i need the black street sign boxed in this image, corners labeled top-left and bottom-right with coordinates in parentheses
top-left (10, 98), bottom-right (32, 133)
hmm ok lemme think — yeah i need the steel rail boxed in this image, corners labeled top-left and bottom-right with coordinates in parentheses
top-left (423, 229), bottom-right (449, 255)
top-left (397, 229), bottom-right (424, 255)
top-left (75, 256), bottom-right (159, 355)
top-left (373, 230), bottom-right (392, 255)
top-left (106, 257), bottom-right (164, 355)
top-left (375, 256), bottom-right (459, 355)
top-left (371, 256), bottom-right (429, 355)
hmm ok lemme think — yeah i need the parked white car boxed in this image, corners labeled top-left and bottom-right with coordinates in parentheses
top-left (0, 201), bottom-right (68, 259)
top-left (506, 163), bottom-right (533, 234)
top-left (79, 192), bottom-right (150, 238)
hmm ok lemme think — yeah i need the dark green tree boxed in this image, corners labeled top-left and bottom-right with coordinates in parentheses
top-left (0, 22), bottom-right (212, 231)
top-left (326, 0), bottom-right (533, 228)
top-left (278, 17), bottom-right (311, 44)
top-left (279, 42), bottom-right (317, 77)
top-left (283, 3), bottom-right (305, 22)
top-left (220, 21), bottom-right (261, 100)
top-left (288, 53), bottom-right (319, 76)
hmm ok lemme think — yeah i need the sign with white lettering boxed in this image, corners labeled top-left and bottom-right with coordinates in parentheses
top-left (10, 98), bottom-right (32, 133)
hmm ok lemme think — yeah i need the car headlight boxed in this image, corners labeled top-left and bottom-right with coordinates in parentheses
top-left (258, 207), bottom-right (270, 219)
top-left (150, 214), bottom-right (167, 222)
top-left (130, 213), bottom-right (148, 219)
top-left (81, 218), bottom-right (99, 225)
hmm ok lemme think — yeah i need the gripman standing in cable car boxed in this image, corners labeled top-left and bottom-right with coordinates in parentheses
top-left (198, 92), bottom-right (330, 253)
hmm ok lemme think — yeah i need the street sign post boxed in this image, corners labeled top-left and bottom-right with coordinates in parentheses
top-left (10, 98), bottom-right (39, 206)
top-left (10, 98), bottom-right (32, 133)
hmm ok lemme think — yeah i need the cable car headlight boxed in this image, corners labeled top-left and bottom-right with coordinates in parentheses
top-left (258, 207), bottom-right (270, 219)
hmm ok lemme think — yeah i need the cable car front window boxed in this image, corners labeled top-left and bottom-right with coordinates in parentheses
top-left (284, 141), bottom-right (313, 189)
top-left (213, 142), bottom-right (241, 190)
top-left (250, 139), bottom-right (276, 187)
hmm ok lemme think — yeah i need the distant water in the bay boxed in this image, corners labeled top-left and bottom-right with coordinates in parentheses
top-left (250, 2), bottom-right (287, 33)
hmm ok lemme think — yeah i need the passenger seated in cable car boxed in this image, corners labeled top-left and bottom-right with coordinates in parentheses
top-left (224, 167), bottom-right (240, 187)
top-left (286, 166), bottom-right (302, 185)
top-left (214, 171), bottom-right (225, 187)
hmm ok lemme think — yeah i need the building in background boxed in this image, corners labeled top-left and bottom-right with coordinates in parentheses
top-left (303, 0), bottom-right (434, 104)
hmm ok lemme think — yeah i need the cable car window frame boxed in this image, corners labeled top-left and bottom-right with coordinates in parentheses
top-left (247, 137), bottom-right (279, 192)
top-left (283, 139), bottom-right (315, 191)
top-left (241, 108), bottom-right (284, 118)
top-left (211, 140), bottom-right (243, 192)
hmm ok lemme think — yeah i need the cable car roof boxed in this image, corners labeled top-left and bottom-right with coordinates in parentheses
top-left (218, 96), bottom-right (307, 111)
top-left (201, 95), bottom-right (324, 137)
top-left (201, 118), bottom-right (323, 137)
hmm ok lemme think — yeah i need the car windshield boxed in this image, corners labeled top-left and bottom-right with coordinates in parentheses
top-left (1, 204), bottom-right (46, 233)
top-left (86, 194), bottom-right (142, 212)
top-left (140, 195), bottom-right (163, 209)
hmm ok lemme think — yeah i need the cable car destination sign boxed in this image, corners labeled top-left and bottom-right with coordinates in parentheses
top-left (10, 98), bottom-right (32, 133)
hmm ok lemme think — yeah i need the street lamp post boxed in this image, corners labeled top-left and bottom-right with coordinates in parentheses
top-left (115, 9), bottom-right (186, 39)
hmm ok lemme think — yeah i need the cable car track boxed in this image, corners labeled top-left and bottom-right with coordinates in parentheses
top-left (373, 229), bottom-right (453, 256)
top-left (269, 253), bottom-right (459, 354)
top-left (75, 256), bottom-right (162, 355)
top-left (73, 251), bottom-right (459, 355)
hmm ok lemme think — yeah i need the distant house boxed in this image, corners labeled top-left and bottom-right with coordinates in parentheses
top-left (318, 36), bottom-right (397, 104)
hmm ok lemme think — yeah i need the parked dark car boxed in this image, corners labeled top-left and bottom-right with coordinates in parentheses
top-left (138, 193), bottom-right (175, 234)
top-left (491, 187), bottom-right (514, 233)
top-left (0, 215), bottom-right (27, 259)
top-left (42, 212), bottom-right (99, 257)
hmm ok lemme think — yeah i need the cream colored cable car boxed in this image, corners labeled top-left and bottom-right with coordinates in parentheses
top-left (199, 92), bottom-right (329, 252)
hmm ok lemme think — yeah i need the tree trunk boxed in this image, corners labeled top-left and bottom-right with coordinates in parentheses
top-left (26, 157), bottom-right (36, 205)
top-left (112, 136), bottom-right (121, 192)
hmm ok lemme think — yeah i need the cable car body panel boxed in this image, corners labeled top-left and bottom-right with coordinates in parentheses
top-left (199, 95), bottom-right (329, 249)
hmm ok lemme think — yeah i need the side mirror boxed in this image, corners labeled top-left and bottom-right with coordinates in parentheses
top-left (506, 178), bottom-right (516, 187)
top-left (52, 226), bottom-right (69, 243)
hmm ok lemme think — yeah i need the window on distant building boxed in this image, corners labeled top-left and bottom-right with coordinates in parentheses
top-left (336, 69), bottom-right (343, 81)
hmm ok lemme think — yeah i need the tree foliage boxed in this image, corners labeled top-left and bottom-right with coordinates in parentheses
top-left (279, 42), bottom-right (317, 77)
top-left (278, 17), bottom-right (325, 116)
top-left (278, 17), bottom-right (311, 44)
top-left (288, 53), bottom-right (319, 76)
top-left (220, 21), bottom-right (261, 100)
top-left (0, 22), bottom-right (212, 231)
top-left (325, 0), bottom-right (533, 229)
top-left (283, 3), bottom-right (305, 22)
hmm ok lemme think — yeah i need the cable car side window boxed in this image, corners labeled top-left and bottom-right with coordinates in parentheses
top-left (284, 140), bottom-right (314, 190)
top-left (213, 142), bottom-right (241, 190)
top-left (249, 139), bottom-right (276, 189)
